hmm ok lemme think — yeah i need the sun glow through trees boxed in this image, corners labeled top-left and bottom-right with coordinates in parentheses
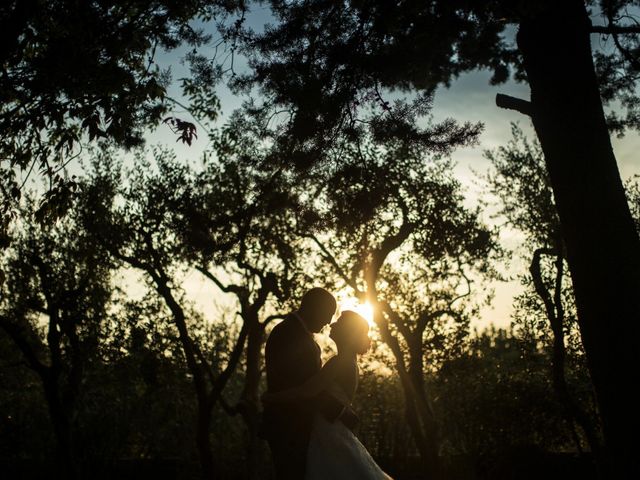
top-left (339, 297), bottom-right (375, 327)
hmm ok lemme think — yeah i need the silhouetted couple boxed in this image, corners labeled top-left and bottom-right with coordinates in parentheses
top-left (261, 287), bottom-right (393, 479)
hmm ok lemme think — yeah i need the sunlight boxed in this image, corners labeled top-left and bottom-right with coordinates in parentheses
top-left (339, 298), bottom-right (375, 327)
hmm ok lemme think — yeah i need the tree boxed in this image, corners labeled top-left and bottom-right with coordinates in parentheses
top-left (74, 292), bottom-right (196, 470)
top-left (176, 132), bottom-right (318, 478)
top-left (296, 139), bottom-right (499, 478)
top-left (486, 125), bottom-right (602, 457)
top-left (0, 330), bottom-right (53, 464)
top-left (81, 136), bottom-right (330, 476)
top-left (0, 0), bottom-right (216, 243)
top-left (224, 2), bottom-right (640, 473)
top-left (80, 147), bottom-right (249, 480)
top-left (430, 327), bottom-right (592, 460)
top-left (509, 8), bottom-right (640, 472)
top-left (0, 195), bottom-right (114, 479)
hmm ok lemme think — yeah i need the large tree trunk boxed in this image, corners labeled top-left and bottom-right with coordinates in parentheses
top-left (407, 351), bottom-right (439, 470)
top-left (374, 311), bottom-right (441, 479)
top-left (195, 398), bottom-right (216, 480)
top-left (154, 277), bottom-right (218, 479)
top-left (406, 365), bottom-right (440, 479)
top-left (42, 374), bottom-right (77, 480)
top-left (517, 1), bottom-right (640, 476)
top-left (239, 319), bottom-right (265, 480)
top-left (530, 249), bottom-right (602, 456)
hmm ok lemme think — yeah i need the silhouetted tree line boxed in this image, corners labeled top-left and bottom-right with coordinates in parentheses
top-left (3, 124), bottom-right (634, 479)
top-left (2, 1), bottom-right (640, 479)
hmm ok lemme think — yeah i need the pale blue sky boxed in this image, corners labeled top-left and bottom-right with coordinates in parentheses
top-left (127, 11), bottom-right (640, 330)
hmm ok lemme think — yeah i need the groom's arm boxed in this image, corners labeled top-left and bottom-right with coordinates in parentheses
top-left (315, 390), bottom-right (360, 430)
top-left (338, 404), bottom-right (359, 430)
top-left (264, 356), bottom-right (344, 402)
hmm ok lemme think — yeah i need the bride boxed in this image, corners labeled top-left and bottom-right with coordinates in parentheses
top-left (263, 310), bottom-right (393, 480)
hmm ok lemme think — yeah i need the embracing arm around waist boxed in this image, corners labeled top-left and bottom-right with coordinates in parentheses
top-left (263, 356), bottom-right (345, 403)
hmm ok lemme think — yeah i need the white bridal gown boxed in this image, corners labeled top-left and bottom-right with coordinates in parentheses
top-left (305, 381), bottom-right (393, 480)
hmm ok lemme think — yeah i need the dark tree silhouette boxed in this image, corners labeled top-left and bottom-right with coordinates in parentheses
top-left (222, 2), bottom-right (640, 473)
top-left (509, 9), bottom-right (640, 473)
top-left (293, 139), bottom-right (499, 478)
top-left (0, 197), bottom-right (114, 479)
top-left (0, 0), bottom-right (216, 243)
top-left (80, 148), bottom-right (249, 480)
top-left (175, 136), bottom-right (319, 478)
top-left (486, 125), bottom-right (603, 458)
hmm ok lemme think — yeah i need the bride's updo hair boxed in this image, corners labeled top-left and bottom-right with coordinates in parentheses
top-left (331, 310), bottom-right (371, 354)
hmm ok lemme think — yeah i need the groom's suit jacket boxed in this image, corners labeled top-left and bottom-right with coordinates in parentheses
top-left (263, 314), bottom-right (321, 444)
top-left (263, 314), bottom-right (349, 444)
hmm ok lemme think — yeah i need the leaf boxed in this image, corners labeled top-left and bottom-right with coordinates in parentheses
top-left (163, 117), bottom-right (198, 146)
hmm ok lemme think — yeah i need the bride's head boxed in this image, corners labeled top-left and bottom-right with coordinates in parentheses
top-left (329, 310), bottom-right (371, 355)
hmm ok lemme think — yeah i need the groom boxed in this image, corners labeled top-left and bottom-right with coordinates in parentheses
top-left (262, 287), bottom-right (358, 479)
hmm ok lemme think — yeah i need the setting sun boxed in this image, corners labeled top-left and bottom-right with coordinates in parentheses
top-left (339, 298), bottom-right (375, 327)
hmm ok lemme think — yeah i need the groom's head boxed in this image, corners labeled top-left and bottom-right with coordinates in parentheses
top-left (298, 288), bottom-right (337, 333)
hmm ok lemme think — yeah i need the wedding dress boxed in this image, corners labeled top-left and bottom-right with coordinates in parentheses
top-left (305, 375), bottom-right (393, 479)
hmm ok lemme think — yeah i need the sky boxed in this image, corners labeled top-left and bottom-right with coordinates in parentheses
top-left (123, 9), bottom-right (640, 332)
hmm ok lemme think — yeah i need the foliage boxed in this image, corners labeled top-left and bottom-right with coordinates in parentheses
top-left (0, 192), bottom-right (115, 476)
top-left (594, 1), bottom-right (640, 134)
top-left (485, 124), bottom-right (560, 251)
top-left (0, 0), bottom-right (219, 236)
top-left (435, 328), bottom-right (591, 455)
top-left (625, 175), bottom-right (640, 234)
top-left (0, 195), bottom-right (114, 383)
top-left (485, 125), bottom-right (602, 453)
top-left (306, 138), bottom-right (500, 371)
top-left (217, 0), bottom-right (503, 168)
top-left (222, 1), bottom-right (640, 162)
top-left (0, 333), bottom-right (54, 460)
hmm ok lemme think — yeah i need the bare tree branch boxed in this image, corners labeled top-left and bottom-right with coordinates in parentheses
top-left (197, 266), bottom-right (244, 296)
top-left (591, 24), bottom-right (640, 34)
top-left (0, 314), bottom-right (47, 376)
top-left (529, 247), bottom-right (559, 324)
top-left (496, 93), bottom-right (533, 116)
top-left (209, 321), bottom-right (249, 403)
top-left (303, 232), bottom-right (361, 292)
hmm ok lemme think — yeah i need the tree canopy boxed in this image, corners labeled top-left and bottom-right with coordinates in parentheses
top-left (0, 0), bottom-right (219, 242)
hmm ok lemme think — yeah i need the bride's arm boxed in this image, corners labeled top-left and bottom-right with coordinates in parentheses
top-left (262, 356), bottom-right (344, 403)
